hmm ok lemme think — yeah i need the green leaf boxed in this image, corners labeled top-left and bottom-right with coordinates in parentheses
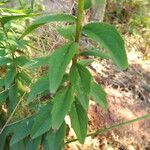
top-left (10, 119), bottom-right (34, 146)
top-left (78, 59), bottom-right (94, 66)
top-left (0, 90), bottom-right (8, 106)
top-left (56, 25), bottom-right (76, 41)
top-left (69, 100), bottom-right (88, 144)
top-left (4, 66), bottom-right (16, 88)
top-left (83, 23), bottom-right (128, 70)
top-left (0, 57), bottom-right (12, 66)
top-left (24, 136), bottom-right (41, 150)
top-left (14, 56), bottom-right (29, 67)
top-left (24, 56), bottom-right (50, 69)
top-left (84, 0), bottom-right (92, 9)
top-left (0, 14), bottom-right (37, 25)
top-left (84, 0), bottom-right (106, 9)
top-left (0, 78), bottom-right (5, 87)
top-left (90, 81), bottom-right (108, 110)
top-left (21, 13), bottom-right (76, 38)
top-left (17, 72), bottom-right (31, 85)
top-left (80, 50), bottom-right (110, 59)
top-left (70, 64), bottom-right (92, 110)
top-left (27, 75), bottom-right (49, 103)
top-left (31, 102), bottom-right (52, 139)
top-left (51, 86), bottom-right (74, 130)
top-left (10, 140), bottom-right (26, 150)
top-left (8, 84), bottom-right (19, 114)
top-left (49, 42), bottom-right (78, 93)
top-left (45, 122), bottom-right (66, 150)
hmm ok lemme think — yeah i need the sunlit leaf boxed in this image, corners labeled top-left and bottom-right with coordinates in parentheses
top-left (83, 23), bottom-right (128, 70)
top-left (0, 14), bottom-right (36, 25)
top-left (24, 56), bottom-right (50, 69)
top-left (21, 13), bottom-right (76, 38)
top-left (49, 42), bottom-right (78, 93)
top-left (57, 25), bottom-right (76, 41)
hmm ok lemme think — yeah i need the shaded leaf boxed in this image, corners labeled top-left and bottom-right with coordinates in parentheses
top-left (51, 86), bottom-right (74, 130)
top-left (46, 122), bottom-right (66, 150)
top-left (8, 84), bottom-right (18, 113)
top-left (0, 90), bottom-right (8, 106)
top-left (70, 64), bottom-right (91, 110)
top-left (80, 50), bottom-right (110, 59)
top-left (27, 75), bottom-right (49, 103)
top-left (31, 102), bottom-right (52, 139)
top-left (24, 136), bottom-right (41, 150)
top-left (0, 57), bottom-right (12, 66)
top-left (14, 56), bottom-right (29, 67)
top-left (10, 118), bottom-right (34, 146)
top-left (70, 100), bottom-right (88, 144)
top-left (4, 66), bottom-right (16, 88)
top-left (90, 81), bottom-right (108, 110)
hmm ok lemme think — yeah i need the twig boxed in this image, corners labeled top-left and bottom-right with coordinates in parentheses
top-left (65, 113), bottom-right (150, 144)
top-left (0, 84), bottom-right (15, 95)
top-left (0, 80), bottom-right (34, 134)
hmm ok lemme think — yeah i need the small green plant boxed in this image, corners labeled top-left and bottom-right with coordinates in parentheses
top-left (0, 0), bottom-right (131, 149)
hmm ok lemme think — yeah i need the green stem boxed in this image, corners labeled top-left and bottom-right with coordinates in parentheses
top-left (31, 0), bottom-right (35, 10)
top-left (73, 0), bottom-right (84, 64)
top-left (18, 0), bottom-right (24, 8)
top-left (65, 113), bottom-right (150, 144)
top-left (75, 0), bottom-right (84, 43)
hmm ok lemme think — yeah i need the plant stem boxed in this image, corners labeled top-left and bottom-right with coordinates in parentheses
top-left (75, 0), bottom-right (84, 43)
top-left (73, 0), bottom-right (84, 64)
top-left (65, 113), bottom-right (150, 144)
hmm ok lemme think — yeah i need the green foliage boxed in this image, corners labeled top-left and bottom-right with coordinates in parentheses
top-left (83, 23), bottom-right (128, 70)
top-left (0, 0), bottom-right (129, 149)
top-left (51, 86), bottom-right (74, 130)
top-left (21, 14), bottom-right (76, 38)
top-left (48, 43), bottom-right (78, 93)
top-left (70, 100), bottom-right (88, 143)
top-left (90, 81), bottom-right (108, 110)
top-left (70, 64), bottom-right (92, 110)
